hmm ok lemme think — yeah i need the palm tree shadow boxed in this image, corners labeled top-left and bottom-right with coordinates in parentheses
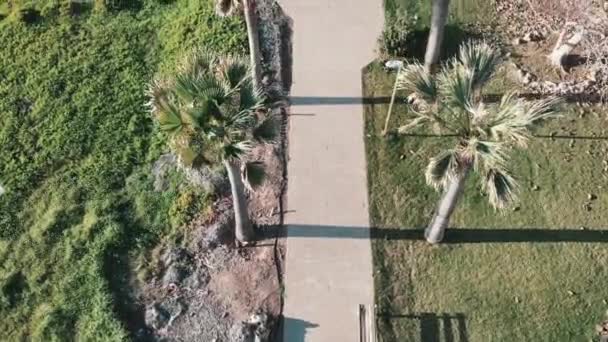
top-left (398, 25), bottom-right (482, 61)
top-left (280, 317), bottom-right (319, 342)
top-left (261, 225), bottom-right (608, 243)
top-left (378, 312), bottom-right (469, 342)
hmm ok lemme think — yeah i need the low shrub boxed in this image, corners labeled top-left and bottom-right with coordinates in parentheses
top-left (378, 11), bottom-right (418, 58)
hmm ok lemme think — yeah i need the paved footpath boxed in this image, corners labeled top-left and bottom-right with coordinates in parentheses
top-left (279, 1), bottom-right (383, 341)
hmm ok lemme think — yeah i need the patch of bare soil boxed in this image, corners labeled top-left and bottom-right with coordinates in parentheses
top-left (511, 36), bottom-right (588, 82)
top-left (496, 0), bottom-right (608, 101)
top-left (133, 135), bottom-right (286, 342)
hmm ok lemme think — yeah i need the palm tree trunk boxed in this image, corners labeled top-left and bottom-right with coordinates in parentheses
top-left (242, 0), bottom-right (262, 89)
top-left (424, 0), bottom-right (451, 73)
top-left (425, 164), bottom-right (470, 244)
top-left (224, 160), bottom-right (255, 243)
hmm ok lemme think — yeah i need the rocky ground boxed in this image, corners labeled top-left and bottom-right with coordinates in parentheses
top-left (496, 0), bottom-right (608, 101)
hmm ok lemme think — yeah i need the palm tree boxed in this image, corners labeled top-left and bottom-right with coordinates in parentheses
top-left (148, 51), bottom-right (277, 244)
top-left (392, 42), bottom-right (561, 243)
top-left (215, 0), bottom-right (262, 89)
top-left (424, 0), bottom-right (451, 73)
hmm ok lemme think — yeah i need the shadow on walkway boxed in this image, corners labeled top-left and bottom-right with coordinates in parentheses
top-left (290, 96), bottom-right (404, 105)
top-left (290, 94), bottom-right (606, 107)
top-left (262, 225), bottom-right (608, 243)
top-left (281, 317), bottom-right (319, 342)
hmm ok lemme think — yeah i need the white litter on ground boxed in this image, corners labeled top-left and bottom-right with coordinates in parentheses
top-left (385, 59), bottom-right (404, 70)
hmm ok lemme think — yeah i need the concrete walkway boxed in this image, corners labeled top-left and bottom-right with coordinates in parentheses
top-left (279, 1), bottom-right (383, 341)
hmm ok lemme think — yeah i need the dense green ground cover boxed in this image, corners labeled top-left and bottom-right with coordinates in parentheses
top-left (0, 1), bottom-right (245, 339)
top-left (370, 1), bottom-right (608, 341)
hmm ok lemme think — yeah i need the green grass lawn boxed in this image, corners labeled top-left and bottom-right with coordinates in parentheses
top-left (365, 62), bottom-right (608, 341)
top-left (0, 1), bottom-right (245, 340)
top-left (384, 0), bottom-right (495, 28)
top-left (371, 2), bottom-right (608, 340)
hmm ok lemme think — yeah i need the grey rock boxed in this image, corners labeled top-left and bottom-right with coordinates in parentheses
top-left (162, 264), bottom-right (188, 287)
top-left (146, 298), bottom-right (188, 331)
top-left (145, 304), bottom-right (171, 330)
top-left (229, 322), bottom-right (255, 342)
top-left (182, 268), bottom-right (211, 289)
top-left (248, 313), bottom-right (272, 341)
top-left (229, 313), bottom-right (273, 342)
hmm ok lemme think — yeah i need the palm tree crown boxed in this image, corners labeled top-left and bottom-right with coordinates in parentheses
top-left (148, 50), bottom-right (276, 180)
top-left (394, 41), bottom-right (561, 209)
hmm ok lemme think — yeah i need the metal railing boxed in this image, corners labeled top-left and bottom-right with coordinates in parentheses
top-left (359, 304), bottom-right (377, 342)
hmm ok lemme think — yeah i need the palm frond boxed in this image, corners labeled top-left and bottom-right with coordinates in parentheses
top-left (253, 114), bottom-right (279, 143)
top-left (223, 140), bottom-right (252, 160)
top-left (156, 102), bottom-right (184, 134)
top-left (223, 106), bottom-right (256, 132)
top-left (239, 84), bottom-right (265, 112)
top-left (180, 49), bottom-right (217, 78)
top-left (464, 138), bottom-right (508, 172)
top-left (438, 63), bottom-right (474, 113)
top-left (480, 94), bottom-right (561, 147)
top-left (147, 79), bottom-right (171, 114)
top-left (425, 150), bottom-right (458, 190)
top-left (221, 56), bottom-right (251, 89)
top-left (522, 96), bottom-right (563, 123)
top-left (242, 161), bottom-right (266, 191)
top-left (458, 41), bottom-right (502, 90)
top-left (396, 63), bottom-right (437, 104)
top-left (174, 74), bottom-right (229, 105)
top-left (482, 168), bottom-right (518, 209)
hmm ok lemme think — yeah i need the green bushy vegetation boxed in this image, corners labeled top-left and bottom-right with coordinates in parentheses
top-left (0, 0), bottom-right (246, 339)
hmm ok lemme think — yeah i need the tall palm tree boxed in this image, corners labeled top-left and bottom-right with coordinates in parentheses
top-left (215, 0), bottom-right (262, 89)
top-left (424, 0), bottom-right (451, 73)
top-left (393, 42), bottom-right (561, 243)
top-left (148, 51), bottom-right (277, 244)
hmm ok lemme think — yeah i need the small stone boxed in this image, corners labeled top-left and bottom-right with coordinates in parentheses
top-left (399, 154), bottom-right (406, 160)
top-left (512, 206), bottom-right (521, 212)
top-left (602, 299), bottom-right (607, 305)
top-left (569, 140), bottom-right (575, 148)
top-left (515, 296), bottom-right (520, 303)
top-left (588, 194), bottom-right (597, 201)
top-left (584, 203), bottom-right (593, 211)
top-left (567, 290), bottom-right (575, 296)
top-left (580, 226), bottom-right (586, 230)
top-left (145, 304), bottom-right (171, 330)
top-left (532, 184), bottom-right (540, 191)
